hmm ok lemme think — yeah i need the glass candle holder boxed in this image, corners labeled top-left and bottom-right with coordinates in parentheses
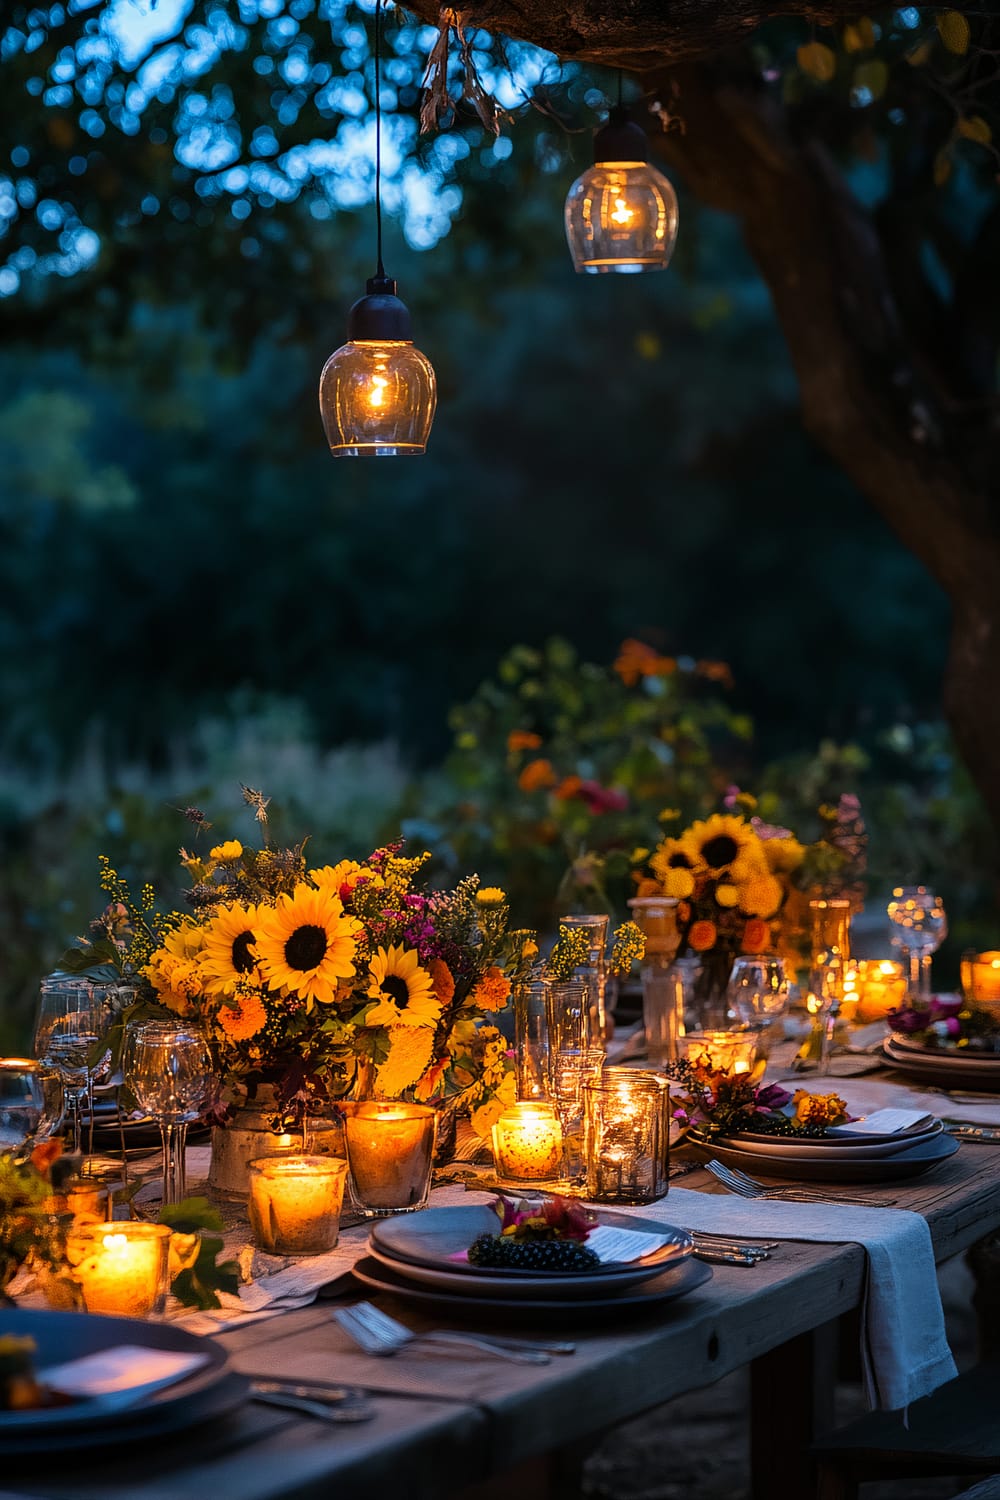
top-left (248, 1155), bottom-right (348, 1256)
top-left (62, 1222), bottom-right (171, 1318)
top-left (839, 959), bottom-right (908, 1023)
top-left (550, 1046), bottom-right (605, 1179)
top-left (544, 980), bottom-right (591, 1060)
top-left (961, 951), bottom-right (1000, 1011)
top-left (490, 1103), bottom-right (563, 1184)
top-left (344, 1102), bottom-right (436, 1218)
top-left (675, 1031), bottom-right (758, 1075)
top-left (513, 981), bottom-right (551, 1102)
top-left (602, 1067), bottom-right (670, 1197)
top-left (583, 1074), bottom-right (666, 1205)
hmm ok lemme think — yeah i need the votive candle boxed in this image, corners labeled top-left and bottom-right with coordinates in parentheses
top-left (64, 1222), bottom-right (171, 1318)
top-left (962, 951), bottom-right (1000, 1010)
top-left (675, 1031), bottom-right (757, 1075)
top-left (583, 1074), bottom-right (665, 1205)
top-left (345, 1102), bottom-right (436, 1218)
top-left (491, 1103), bottom-right (563, 1183)
top-left (839, 959), bottom-right (907, 1023)
top-left (248, 1155), bottom-right (348, 1255)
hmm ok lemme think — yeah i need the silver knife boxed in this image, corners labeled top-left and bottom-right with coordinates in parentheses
top-left (945, 1124), bottom-right (1000, 1142)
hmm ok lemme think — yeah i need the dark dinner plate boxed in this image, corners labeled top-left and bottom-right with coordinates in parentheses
top-left (688, 1127), bottom-right (960, 1182)
top-left (882, 1038), bottom-right (1000, 1092)
top-left (0, 1308), bottom-right (244, 1456)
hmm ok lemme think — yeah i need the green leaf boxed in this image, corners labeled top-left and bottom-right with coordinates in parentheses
top-left (938, 10), bottom-right (971, 54)
top-left (159, 1195), bottom-right (225, 1235)
top-left (797, 42), bottom-right (837, 82)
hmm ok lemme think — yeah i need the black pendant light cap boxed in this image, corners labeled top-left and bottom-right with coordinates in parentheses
top-left (347, 273), bottom-right (413, 341)
top-left (593, 104), bottom-right (648, 165)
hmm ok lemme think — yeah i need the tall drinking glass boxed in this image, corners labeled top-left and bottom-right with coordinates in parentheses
top-left (125, 1022), bottom-right (213, 1204)
top-left (887, 886), bottom-right (947, 1001)
top-left (34, 976), bottom-right (109, 1155)
top-left (556, 914), bottom-right (609, 1042)
top-left (0, 1060), bottom-right (60, 1149)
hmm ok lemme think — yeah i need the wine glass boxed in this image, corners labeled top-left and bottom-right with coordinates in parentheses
top-left (0, 1059), bottom-right (62, 1149)
top-left (33, 976), bottom-right (110, 1155)
top-left (125, 1022), bottom-right (213, 1204)
top-left (887, 886), bottom-right (948, 1001)
top-left (805, 964), bottom-right (843, 1075)
top-left (727, 955), bottom-right (789, 1062)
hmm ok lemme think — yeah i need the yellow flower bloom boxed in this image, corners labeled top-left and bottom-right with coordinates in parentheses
top-left (715, 883), bottom-right (740, 908)
top-left (366, 945), bottom-right (442, 1028)
top-left (475, 887), bottom-right (507, 907)
top-left (470, 1070), bottom-right (517, 1140)
top-left (200, 902), bottom-right (260, 995)
top-left (375, 1026), bottom-right (437, 1098)
top-left (739, 873), bottom-right (784, 919)
top-left (209, 840), bottom-right (243, 862)
top-left (650, 837), bottom-right (697, 899)
top-left (761, 836), bottom-right (806, 875)
top-left (792, 1090), bottom-right (849, 1126)
top-left (254, 884), bottom-right (361, 1009)
top-left (679, 815), bottom-right (755, 877)
top-left (143, 923), bottom-right (206, 1014)
top-left (216, 991), bottom-right (267, 1042)
top-left (309, 860), bottom-right (382, 899)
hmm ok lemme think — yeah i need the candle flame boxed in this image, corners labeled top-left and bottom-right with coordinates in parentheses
top-left (610, 197), bottom-right (634, 226)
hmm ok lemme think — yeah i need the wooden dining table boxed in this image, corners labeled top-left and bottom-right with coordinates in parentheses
top-left (5, 1117), bottom-right (1000, 1500)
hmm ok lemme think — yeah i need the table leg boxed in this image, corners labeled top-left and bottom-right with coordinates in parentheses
top-left (967, 1232), bottom-right (1000, 1358)
top-left (750, 1318), bottom-right (839, 1500)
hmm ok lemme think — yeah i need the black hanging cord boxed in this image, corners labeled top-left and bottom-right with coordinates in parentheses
top-left (374, 0), bottom-right (384, 279)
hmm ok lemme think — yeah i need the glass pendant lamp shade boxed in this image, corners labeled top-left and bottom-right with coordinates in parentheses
top-left (565, 106), bottom-right (678, 275)
top-left (319, 275), bottom-right (436, 458)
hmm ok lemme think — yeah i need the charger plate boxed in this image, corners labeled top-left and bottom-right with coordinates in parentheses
top-left (0, 1308), bottom-right (242, 1456)
top-left (688, 1128), bottom-right (959, 1182)
top-left (350, 1252), bottom-right (711, 1320)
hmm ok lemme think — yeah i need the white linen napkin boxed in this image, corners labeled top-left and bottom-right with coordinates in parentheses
top-left (619, 1184), bottom-right (956, 1411)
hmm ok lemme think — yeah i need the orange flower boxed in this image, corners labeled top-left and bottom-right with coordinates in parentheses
top-left (689, 920), bottom-right (717, 952)
top-left (742, 918), bottom-right (770, 953)
top-left (471, 965), bottom-right (512, 1012)
top-left (614, 638), bottom-right (677, 686)
top-left (697, 659), bottom-right (735, 690)
top-left (414, 1056), bottom-right (449, 1102)
top-left (554, 774), bottom-right (584, 801)
top-left (217, 991), bottom-right (267, 1041)
top-left (507, 729), bottom-right (542, 752)
top-left (518, 758), bottom-right (557, 793)
top-left (30, 1139), bottom-right (62, 1177)
top-left (427, 957), bottom-right (455, 1008)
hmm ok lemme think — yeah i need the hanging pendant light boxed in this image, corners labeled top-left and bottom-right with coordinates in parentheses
top-left (564, 92), bottom-right (679, 276)
top-left (319, 0), bottom-right (436, 457)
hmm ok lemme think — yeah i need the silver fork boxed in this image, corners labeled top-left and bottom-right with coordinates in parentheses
top-left (333, 1303), bottom-right (560, 1365)
top-left (706, 1159), bottom-right (897, 1207)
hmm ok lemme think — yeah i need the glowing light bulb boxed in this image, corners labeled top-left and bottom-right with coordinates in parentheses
top-left (565, 106), bottom-right (678, 275)
top-left (368, 373), bottom-right (389, 409)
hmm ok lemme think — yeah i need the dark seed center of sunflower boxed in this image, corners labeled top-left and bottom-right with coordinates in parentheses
top-left (380, 976), bottom-right (411, 1006)
top-left (231, 931), bottom-right (256, 974)
top-left (284, 924), bottom-right (328, 971)
top-left (667, 851), bottom-right (694, 870)
top-left (702, 835), bottom-right (739, 868)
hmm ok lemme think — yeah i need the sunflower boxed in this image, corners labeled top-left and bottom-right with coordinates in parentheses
top-left (216, 991), bottom-right (267, 1042)
top-left (254, 884), bottom-right (361, 1009)
top-left (200, 903), bottom-right (260, 995)
top-left (375, 1026), bottom-right (438, 1097)
top-left (680, 815), bottom-right (756, 877)
top-left (650, 838), bottom-right (697, 899)
top-left (366, 945), bottom-right (442, 1028)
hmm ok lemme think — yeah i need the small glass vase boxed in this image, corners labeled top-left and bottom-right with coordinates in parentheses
top-left (556, 913), bottom-right (610, 1042)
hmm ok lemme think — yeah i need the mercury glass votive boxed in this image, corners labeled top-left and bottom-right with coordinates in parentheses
top-left (344, 1102), bottom-right (436, 1218)
top-left (675, 1031), bottom-right (758, 1075)
top-left (63, 1222), bottom-right (171, 1318)
top-left (490, 1102), bottom-right (563, 1184)
top-left (961, 951), bottom-right (1000, 1012)
top-left (583, 1074), bottom-right (665, 1205)
top-left (248, 1155), bottom-right (348, 1255)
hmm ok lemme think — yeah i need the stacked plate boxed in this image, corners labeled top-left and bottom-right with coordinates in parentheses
top-left (690, 1111), bottom-right (959, 1183)
top-left (351, 1202), bottom-right (712, 1318)
top-left (883, 1032), bottom-right (1000, 1091)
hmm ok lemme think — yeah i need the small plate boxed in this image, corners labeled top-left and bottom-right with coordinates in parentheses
top-left (350, 1252), bottom-right (712, 1320)
top-left (0, 1309), bottom-right (242, 1456)
top-left (366, 1235), bottom-right (688, 1299)
top-left (689, 1127), bottom-right (959, 1182)
top-left (888, 1033), bottom-right (1000, 1063)
top-left (728, 1121), bottom-right (944, 1161)
top-left (370, 1203), bottom-right (690, 1286)
top-left (883, 1039), bottom-right (1000, 1091)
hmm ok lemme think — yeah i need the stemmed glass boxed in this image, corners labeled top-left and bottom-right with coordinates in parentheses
top-left (125, 1022), bottom-right (214, 1205)
top-left (887, 886), bottom-right (948, 1001)
top-left (33, 976), bottom-right (110, 1156)
top-left (727, 956), bottom-right (789, 1032)
top-left (0, 1060), bottom-right (61, 1149)
top-left (806, 964), bottom-right (842, 1075)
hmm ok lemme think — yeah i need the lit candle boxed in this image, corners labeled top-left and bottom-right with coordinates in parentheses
top-left (64, 1223), bottom-right (171, 1318)
top-left (344, 1102), bottom-right (436, 1218)
top-left (491, 1103), bottom-right (563, 1183)
top-left (675, 1031), bottom-right (757, 1075)
top-left (846, 959), bottom-right (907, 1022)
top-left (248, 1155), bottom-right (348, 1256)
top-left (583, 1074), bottom-right (665, 1205)
top-left (962, 951), bottom-right (1000, 1010)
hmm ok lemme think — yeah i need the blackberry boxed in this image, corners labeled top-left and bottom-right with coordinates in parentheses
top-left (746, 1117), bottom-right (828, 1139)
top-left (467, 1234), bottom-right (600, 1273)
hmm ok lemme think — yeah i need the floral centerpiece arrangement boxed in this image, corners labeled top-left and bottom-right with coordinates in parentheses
top-left (635, 788), bottom-right (867, 1001)
top-left (65, 790), bottom-right (529, 1140)
top-left (667, 1059), bottom-right (851, 1140)
top-left (889, 995), bottom-right (1000, 1054)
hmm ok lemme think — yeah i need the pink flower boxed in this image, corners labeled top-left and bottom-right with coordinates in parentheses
top-left (577, 780), bottom-right (629, 815)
